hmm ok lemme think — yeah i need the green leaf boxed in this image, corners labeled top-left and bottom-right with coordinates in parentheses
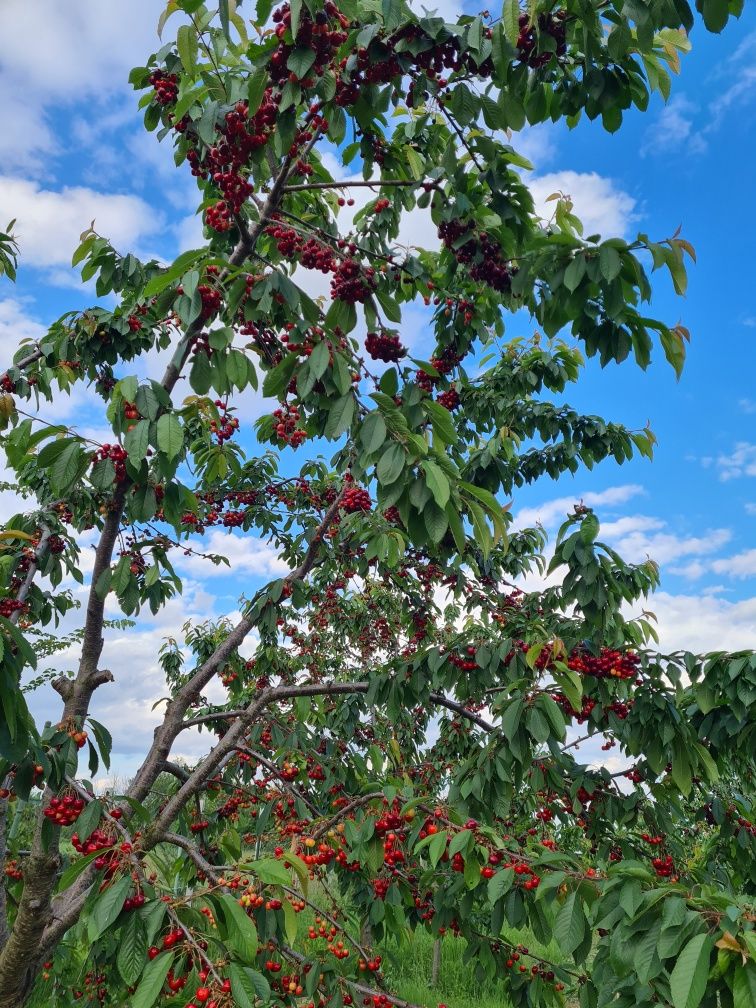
top-left (448, 829), bottom-right (473, 858)
top-left (669, 933), bottom-right (713, 1008)
top-left (323, 393), bottom-right (355, 439)
top-left (177, 23), bottom-right (198, 69)
top-left (660, 326), bottom-right (686, 379)
top-left (49, 442), bottom-right (84, 493)
top-left (502, 0), bottom-right (520, 45)
top-left (252, 857), bottom-right (292, 885)
top-left (219, 0), bottom-right (232, 38)
top-left (422, 460), bottom-right (450, 508)
top-left (135, 384), bottom-right (161, 422)
top-left (87, 718), bottom-right (112, 771)
top-left (283, 897), bottom-right (298, 946)
top-left (633, 923), bottom-right (661, 984)
top-left (248, 66), bottom-right (269, 114)
top-left (124, 419), bottom-right (150, 465)
top-left (733, 962), bottom-right (756, 1008)
top-left (309, 340), bottom-right (330, 380)
top-left (599, 245), bottom-right (622, 282)
top-left (57, 849), bottom-right (102, 890)
top-left (360, 412), bottom-right (387, 454)
top-left (217, 893), bottom-right (258, 962)
top-left (262, 353), bottom-right (297, 398)
top-left (428, 830), bottom-right (447, 868)
top-left (287, 46), bottom-right (316, 79)
top-left (564, 255), bottom-right (587, 292)
top-left (156, 413), bottom-right (183, 460)
top-left (88, 874), bottom-right (132, 943)
top-left (698, 0), bottom-right (730, 33)
top-left (76, 797), bottom-right (103, 842)
top-left (423, 501), bottom-right (448, 543)
top-left (488, 867), bottom-right (514, 904)
top-left (131, 951), bottom-right (174, 1008)
top-left (117, 911), bottom-right (148, 986)
top-left (377, 443), bottom-right (405, 485)
top-left (554, 892), bottom-right (586, 956)
top-left (230, 964), bottom-right (271, 1007)
top-left (501, 696), bottom-right (523, 741)
top-left (424, 400), bottom-right (458, 445)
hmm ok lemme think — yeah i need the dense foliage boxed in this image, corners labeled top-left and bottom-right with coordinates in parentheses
top-left (1, 1), bottom-right (754, 1007)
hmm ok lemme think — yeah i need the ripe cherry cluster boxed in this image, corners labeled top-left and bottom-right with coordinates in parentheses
top-left (437, 386), bottom-right (460, 410)
top-left (122, 401), bottom-right (141, 423)
top-left (306, 916), bottom-right (350, 960)
top-left (148, 69), bottom-right (178, 105)
top-left (651, 853), bottom-right (677, 879)
top-left (122, 890), bottom-right (146, 911)
top-left (551, 692), bottom-right (595, 724)
top-left (0, 598), bottom-right (26, 619)
top-left (183, 95), bottom-right (277, 230)
top-left (44, 793), bottom-right (86, 826)
top-left (438, 218), bottom-right (513, 292)
top-left (71, 828), bottom-right (118, 874)
top-left (92, 443), bottom-right (128, 482)
top-left (174, 487), bottom-right (267, 533)
top-left (126, 303), bottom-right (149, 333)
top-left (265, 221), bottom-right (377, 303)
top-left (335, 23), bottom-right (493, 107)
top-left (47, 534), bottom-right (66, 554)
top-left (567, 647), bottom-right (641, 681)
top-left (208, 400), bottom-right (239, 444)
top-left (415, 345), bottom-right (464, 391)
top-left (365, 330), bottom-right (406, 363)
top-left (3, 859), bottom-right (22, 881)
top-left (341, 483), bottom-right (372, 513)
top-left (272, 401), bottom-right (307, 447)
top-left (269, 1), bottom-right (349, 86)
top-left (516, 11), bottom-right (568, 69)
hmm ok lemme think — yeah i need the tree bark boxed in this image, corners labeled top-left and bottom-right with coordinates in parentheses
top-left (430, 937), bottom-right (442, 988)
top-left (0, 851), bottom-right (59, 1007)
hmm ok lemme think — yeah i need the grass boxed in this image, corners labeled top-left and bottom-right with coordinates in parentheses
top-left (376, 923), bottom-right (572, 1008)
top-left (378, 927), bottom-right (512, 1008)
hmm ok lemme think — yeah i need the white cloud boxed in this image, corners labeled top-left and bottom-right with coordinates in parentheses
top-left (642, 33), bottom-right (756, 158)
top-left (176, 531), bottom-right (290, 580)
top-left (408, 0), bottom-right (462, 20)
top-left (707, 65), bottom-right (756, 131)
top-left (667, 559), bottom-right (708, 580)
top-left (714, 442), bottom-right (756, 481)
top-left (738, 398), bottom-right (756, 414)
top-left (510, 125), bottom-right (557, 170)
top-left (745, 503), bottom-right (756, 516)
top-left (513, 484), bottom-right (645, 530)
top-left (0, 298), bottom-right (47, 348)
top-left (0, 0), bottom-right (161, 171)
top-left (602, 521), bottom-right (731, 566)
top-left (644, 591), bottom-right (756, 653)
top-left (642, 95), bottom-right (705, 156)
top-left (529, 171), bottom-right (637, 238)
top-left (0, 177), bottom-right (162, 271)
top-left (711, 549), bottom-right (756, 579)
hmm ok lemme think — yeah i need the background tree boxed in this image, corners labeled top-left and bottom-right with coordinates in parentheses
top-left (0, 2), bottom-right (754, 1008)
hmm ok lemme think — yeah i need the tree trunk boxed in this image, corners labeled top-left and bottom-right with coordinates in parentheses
top-left (0, 851), bottom-right (59, 1007)
top-left (430, 937), bottom-right (442, 987)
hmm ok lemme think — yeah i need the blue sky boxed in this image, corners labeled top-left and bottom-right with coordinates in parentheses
top-left (1, 0), bottom-right (755, 781)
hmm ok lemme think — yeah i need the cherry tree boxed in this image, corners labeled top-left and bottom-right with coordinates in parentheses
top-left (0, 1), bottom-right (754, 1007)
